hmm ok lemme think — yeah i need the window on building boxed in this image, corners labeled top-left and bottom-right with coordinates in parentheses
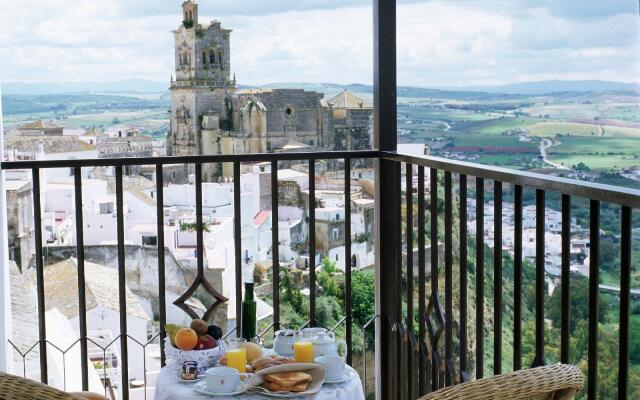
top-left (142, 235), bottom-right (158, 246)
top-left (210, 51), bottom-right (216, 64)
top-left (203, 51), bottom-right (207, 64)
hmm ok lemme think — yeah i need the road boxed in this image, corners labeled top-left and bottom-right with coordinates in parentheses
top-left (539, 137), bottom-right (570, 170)
top-left (599, 284), bottom-right (640, 299)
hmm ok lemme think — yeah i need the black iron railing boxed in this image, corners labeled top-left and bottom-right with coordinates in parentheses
top-left (2, 149), bottom-right (639, 399)
top-left (377, 151), bottom-right (639, 400)
top-left (1, 150), bottom-right (377, 399)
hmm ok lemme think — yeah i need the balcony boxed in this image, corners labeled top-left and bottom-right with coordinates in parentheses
top-left (1, 148), bottom-right (638, 399)
top-left (1, 2), bottom-right (639, 400)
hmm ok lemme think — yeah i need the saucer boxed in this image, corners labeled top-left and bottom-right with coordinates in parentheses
top-left (176, 371), bottom-right (203, 384)
top-left (193, 381), bottom-right (248, 396)
top-left (323, 369), bottom-right (354, 384)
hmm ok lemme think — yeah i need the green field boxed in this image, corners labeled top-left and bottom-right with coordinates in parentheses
top-left (547, 134), bottom-right (640, 170)
top-left (523, 102), bottom-right (640, 121)
top-left (548, 136), bottom-right (640, 155)
top-left (463, 117), bottom-right (539, 135)
top-left (527, 122), bottom-right (603, 136)
top-left (525, 122), bottom-right (640, 137)
top-left (452, 134), bottom-right (538, 148)
top-left (399, 105), bottom-right (496, 122)
top-left (547, 154), bottom-right (639, 169)
top-left (61, 109), bottom-right (167, 129)
top-left (472, 154), bottom-right (543, 169)
top-left (601, 124), bottom-right (640, 137)
top-left (5, 108), bottom-right (167, 130)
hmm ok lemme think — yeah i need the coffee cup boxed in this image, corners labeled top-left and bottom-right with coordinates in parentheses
top-left (314, 355), bottom-right (345, 380)
top-left (206, 366), bottom-right (242, 393)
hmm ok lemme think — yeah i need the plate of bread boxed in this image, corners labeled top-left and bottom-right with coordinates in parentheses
top-left (247, 363), bottom-right (324, 398)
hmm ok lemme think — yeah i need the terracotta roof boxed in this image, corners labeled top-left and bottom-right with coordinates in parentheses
top-left (18, 120), bottom-right (61, 130)
top-left (4, 136), bottom-right (95, 153)
top-left (326, 90), bottom-right (372, 109)
top-left (81, 128), bottom-right (108, 137)
top-left (254, 210), bottom-right (270, 226)
top-left (40, 258), bottom-right (149, 320)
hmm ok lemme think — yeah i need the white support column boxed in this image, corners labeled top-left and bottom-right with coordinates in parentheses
top-left (0, 84), bottom-right (13, 373)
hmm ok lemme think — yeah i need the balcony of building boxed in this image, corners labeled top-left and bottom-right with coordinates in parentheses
top-left (1, 1), bottom-right (639, 400)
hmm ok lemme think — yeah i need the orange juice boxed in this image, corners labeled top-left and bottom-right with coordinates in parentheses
top-left (227, 347), bottom-right (247, 372)
top-left (294, 341), bottom-right (314, 363)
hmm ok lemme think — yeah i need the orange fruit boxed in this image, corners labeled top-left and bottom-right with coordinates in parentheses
top-left (175, 328), bottom-right (199, 350)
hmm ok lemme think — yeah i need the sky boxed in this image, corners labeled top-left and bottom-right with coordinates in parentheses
top-left (0, 0), bottom-right (638, 87)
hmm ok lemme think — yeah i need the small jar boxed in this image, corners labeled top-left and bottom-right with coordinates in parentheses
top-left (181, 361), bottom-right (199, 380)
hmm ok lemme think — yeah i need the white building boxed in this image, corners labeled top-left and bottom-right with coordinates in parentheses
top-left (40, 259), bottom-right (150, 383)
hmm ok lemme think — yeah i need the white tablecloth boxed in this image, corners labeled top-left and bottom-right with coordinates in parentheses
top-left (154, 365), bottom-right (365, 400)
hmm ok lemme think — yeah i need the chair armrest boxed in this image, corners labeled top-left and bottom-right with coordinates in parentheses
top-left (68, 393), bottom-right (110, 400)
top-left (419, 364), bottom-right (584, 400)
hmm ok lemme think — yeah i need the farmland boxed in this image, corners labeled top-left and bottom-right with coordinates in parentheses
top-left (2, 85), bottom-right (639, 174)
top-left (399, 89), bottom-right (640, 174)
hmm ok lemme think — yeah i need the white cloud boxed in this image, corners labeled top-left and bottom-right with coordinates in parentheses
top-left (0, 0), bottom-right (637, 86)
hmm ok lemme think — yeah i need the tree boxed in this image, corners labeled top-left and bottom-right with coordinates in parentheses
top-left (351, 271), bottom-right (376, 327)
top-left (317, 257), bottom-right (342, 299)
top-left (316, 296), bottom-right (342, 328)
top-left (281, 270), bottom-right (306, 317)
top-left (630, 315), bottom-right (640, 364)
top-left (548, 274), bottom-right (609, 334)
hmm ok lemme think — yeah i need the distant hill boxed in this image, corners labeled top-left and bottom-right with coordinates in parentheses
top-left (2, 79), bottom-right (169, 95)
top-left (3, 78), bottom-right (638, 98)
top-left (258, 82), bottom-right (519, 100)
top-left (242, 80), bottom-right (640, 98)
top-left (437, 80), bottom-right (640, 95)
top-left (1, 93), bottom-right (168, 115)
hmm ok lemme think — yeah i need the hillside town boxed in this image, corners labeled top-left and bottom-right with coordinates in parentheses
top-left (2, 1), bottom-right (633, 399)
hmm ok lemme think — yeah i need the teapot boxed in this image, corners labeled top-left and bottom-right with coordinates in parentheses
top-left (273, 329), bottom-right (298, 357)
top-left (301, 327), bottom-right (333, 340)
top-left (303, 330), bottom-right (348, 359)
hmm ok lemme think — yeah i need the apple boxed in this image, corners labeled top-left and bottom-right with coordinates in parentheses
top-left (196, 334), bottom-right (217, 350)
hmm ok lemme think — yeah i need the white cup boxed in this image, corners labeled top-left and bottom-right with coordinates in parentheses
top-left (205, 366), bottom-right (241, 393)
top-left (314, 355), bottom-right (345, 380)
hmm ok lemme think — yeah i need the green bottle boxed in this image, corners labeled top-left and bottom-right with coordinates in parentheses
top-left (241, 282), bottom-right (257, 341)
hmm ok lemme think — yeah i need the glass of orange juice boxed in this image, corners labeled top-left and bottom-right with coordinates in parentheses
top-left (293, 341), bottom-right (314, 363)
top-left (226, 338), bottom-right (247, 373)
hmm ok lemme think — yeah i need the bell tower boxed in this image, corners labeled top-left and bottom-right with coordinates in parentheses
top-left (168, 0), bottom-right (236, 174)
top-left (182, 1), bottom-right (198, 27)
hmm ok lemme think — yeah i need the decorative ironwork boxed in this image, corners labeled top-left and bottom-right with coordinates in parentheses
top-left (173, 273), bottom-right (228, 321)
top-left (425, 291), bottom-right (456, 387)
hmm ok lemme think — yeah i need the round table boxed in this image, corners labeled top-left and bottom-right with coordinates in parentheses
top-left (154, 365), bottom-right (365, 400)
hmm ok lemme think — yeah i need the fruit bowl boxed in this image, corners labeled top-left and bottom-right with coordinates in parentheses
top-left (165, 337), bottom-right (227, 373)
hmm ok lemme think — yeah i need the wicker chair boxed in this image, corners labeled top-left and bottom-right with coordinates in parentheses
top-left (419, 364), bottom-right (584, 400)
top-left (0, 372), bottom-right (109, 400)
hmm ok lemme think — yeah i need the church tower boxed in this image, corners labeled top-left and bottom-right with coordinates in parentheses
top-left (182, 0), bottom-right (198, 26)
top-left (167, 0), bottom-right (236, 178)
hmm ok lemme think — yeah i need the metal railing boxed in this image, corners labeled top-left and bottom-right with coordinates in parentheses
top-left (1, 150), bottom-right (376, 399)
top-left (377, 151), bottom-right (639, 399)
top-left (2, 149), bottom-right (639, 399)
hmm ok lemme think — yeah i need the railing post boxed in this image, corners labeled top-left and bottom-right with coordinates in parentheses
top-left (0, 86), bottom-right (12, 373)
top-left (373, 0), bottom-right (397, 398)
top-left (532, 189), bottom-right (546, 368)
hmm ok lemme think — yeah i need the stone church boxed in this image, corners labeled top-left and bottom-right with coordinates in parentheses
top-left (166, 1), bottom-right (372, 179)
